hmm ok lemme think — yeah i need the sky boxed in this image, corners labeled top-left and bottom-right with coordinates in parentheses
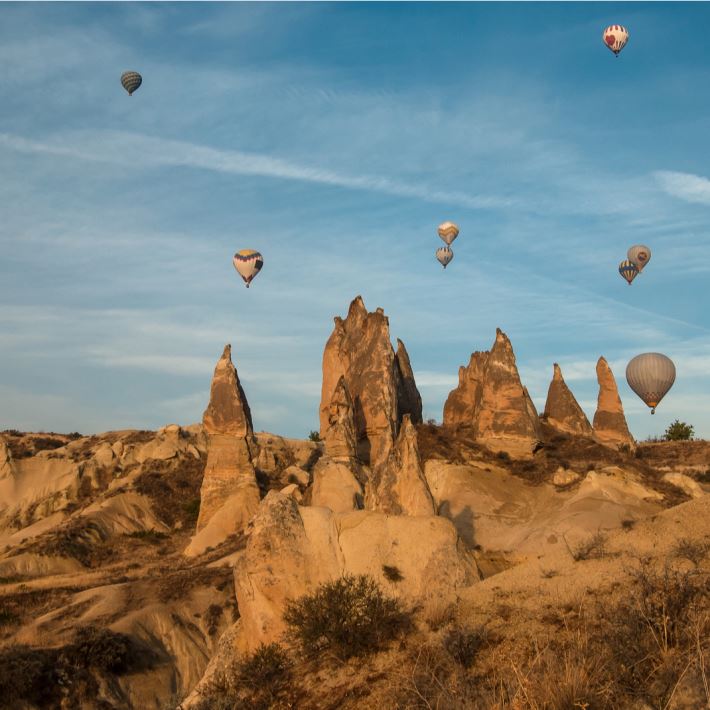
top-left (1, 2), bottom-right (710, 441)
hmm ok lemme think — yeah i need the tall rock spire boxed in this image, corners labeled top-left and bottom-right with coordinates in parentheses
top-left (592, 357), bottom-right (635, 450)
top-left (543, 363), bottom-right (593, 437)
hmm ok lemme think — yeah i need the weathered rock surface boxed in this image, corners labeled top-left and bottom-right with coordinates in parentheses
top-left (365, 415), bottom-right (435, 516)
top-left (234, 492), bottom-right (478, 651)
top-left (543, 363), bottom-right (594, 437)
top-left (202, 344), bottom-right (253, 438)
top-left (443, 351), bottom-right (488, 428)
top-left (319, 296), bottom-right (422, 468)
top-left (592, 357), bottom-right (635, 450)
top-left (473, 330), bottom-right (542, 458)
top-left (310, 457), bottom-right (365, 513)
top-left (195, 346), bottom-right (260, 536)
top-left (322, 376), bottom-right (358, 460)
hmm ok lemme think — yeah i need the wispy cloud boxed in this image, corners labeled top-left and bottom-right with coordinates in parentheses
top-left (654, 171), bottom-right (710, 206)
top-left (0, 131), bottom-right (512, 210)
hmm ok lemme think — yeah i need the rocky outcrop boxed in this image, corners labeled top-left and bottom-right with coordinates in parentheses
top-left (593, 357), bottom-right (635, 450)
top-left (444, 330), bottom-right (541, 458)
top-left (443, 352), bottom-right (488, 428)
top-left (394, 339), bottom-right (423, 424)
top-left (194, 345), bottom-right (260, 537)
top-left (543, 364), bottom-right (594, 437)
top-left (365, 415), bottom-right (435, 516)
top-left (233, 491), bottom-right (478, 651)
top-left (319, 296), bottom-right (422, 468)
top-left (202, 345), bottom-right (253, 438)
top-left (311, 458), bottom-right (365, 513)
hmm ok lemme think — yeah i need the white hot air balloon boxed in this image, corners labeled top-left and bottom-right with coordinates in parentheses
top-left (602, 25), bottom-right (629, 56)
top-left (626, 353), bottom-right (676, 414)
top-left (627, 245), bottom-right (651, 272)
top-left (437, 221), bottom-right (459, 246)
top-left (232, 249), bottom-right (264, 288)
top-left (436, 246), bottom-right (453, 269)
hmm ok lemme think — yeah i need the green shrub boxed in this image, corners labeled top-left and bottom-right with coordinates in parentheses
top-left (283, 574), bottom-right (412, 659)
top-left (664, 420), bottom-right (694, 441)
top-left (308, 430), bottom-right (321, 442)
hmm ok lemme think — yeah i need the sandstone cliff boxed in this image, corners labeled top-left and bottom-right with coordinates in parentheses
top-left (543, 363), bottom-right (594, 437)
top-left (592, 357), bottom-right (635, 450)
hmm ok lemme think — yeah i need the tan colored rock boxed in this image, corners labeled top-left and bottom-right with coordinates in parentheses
top-left (280, 483), bottom-right (303, 503)
top-left (202, 344), bottom-right (253, 437)
top-left (322, 376), bottom-right (357, 460)
top-left (662, 472), bottom-right (706, 499)
top-left (443, 351), bottom-right (488, 428)
top-left (473, 330), bottom-right (541, 458)
top-left (282, 465), bottom-right (310, 487)
top-left (195, 434), bottom-right (259, 533)
top-left (311, 458), bottom-right (365, 513)
top-left (592, 357), bottom-right (635, 450)
top-left (552, 467), bottom-right (581, 487)
top-left (319, 296), bottom-right (422, 467)
top-left (543, 364), bottom-right (594, 437)
top-left (365, 415), bottom-right (435, 516)
top-left (234, 492), bottom-right (477, 651)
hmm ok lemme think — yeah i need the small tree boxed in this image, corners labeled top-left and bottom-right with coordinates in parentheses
top-left (663, 420), bottom-right (694, 441)
top-left (308, 430), bottom-right (321, 442)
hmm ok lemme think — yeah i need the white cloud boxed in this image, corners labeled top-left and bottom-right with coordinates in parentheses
top-left (654, 170), bottom-right (710, 206)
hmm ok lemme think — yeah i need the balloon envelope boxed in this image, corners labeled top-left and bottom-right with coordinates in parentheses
top-left (627, 245), bottom-right (651, 271)
top-left (626, 353), bottom-right (676, 414)
top-left (436, 246), bottom-right (453, 269)
top-left (121, 71), bottom-right (142, 96)
top-left (619, 259), bottom-right (639, 285)
top-left (233, 249), bottom-right (263, 288)
top-left (602, 25), bottom-right (629, 55)
top-left (437, 221), bottom-right (459, 246)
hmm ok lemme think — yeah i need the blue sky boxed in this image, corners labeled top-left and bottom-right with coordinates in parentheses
top-left (2, 2), bottom-right (710, 440)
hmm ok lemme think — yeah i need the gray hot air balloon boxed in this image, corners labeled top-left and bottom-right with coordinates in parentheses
top-left (625, 353), bottom-right (676, 414)
top-left (436, 246), bottom-right (453, 269)
top-left (121, 71), bottom-right (142, 96)
top-left (627, 244), bottom-right (651, 271)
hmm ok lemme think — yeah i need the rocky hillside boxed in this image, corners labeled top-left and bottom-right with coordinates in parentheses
top-left (1, 296), bottom-right (708, 710)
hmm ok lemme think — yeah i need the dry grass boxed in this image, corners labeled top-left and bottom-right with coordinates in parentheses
top-left (570, 531), bottom-right (609, 562)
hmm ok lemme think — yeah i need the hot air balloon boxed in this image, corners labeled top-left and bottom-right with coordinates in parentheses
top-left (619, 259), bottom-right (639, 285)
top-left (627, 245), bottom-right (651, 271)
top-left (437, 221), bottom-right (459, 246)
top-left (233, 249), bottom-right (263, 288)
top-left (436, 246), bottom-right (453, 269)
top-left (626, 353), bottom-right (676, 414)
top-left (602, 25), bottom-right (629, 56)
top-left (121, 71), bottom-right (142, 96)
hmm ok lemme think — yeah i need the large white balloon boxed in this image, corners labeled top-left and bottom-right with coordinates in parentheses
top-left (626, 353), bottom-right (676, 414)
top-left (232, 249), bottom-right (263, 288)
top-left (627, 245), bottom-right (651, 271)
top-left (602, 25), bottom-right (629, 56)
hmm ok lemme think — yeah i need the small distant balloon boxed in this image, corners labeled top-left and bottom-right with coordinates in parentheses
top-left (627, 245), bottom-right (651, 271)
top-left (121, 71), bottom-right (142, 96)
top-left (626, 353), bottom-right (676, 414)
top-left (233, 249), bottom-right (263, 288)
top-left (437, 221), bottom-right (459, 246)
top-left (436, 246), bottom-right (453, 269)
top-left (602, 25), bottom-right (629, 56)
top-left (619, 259), bottom-right (639, 285)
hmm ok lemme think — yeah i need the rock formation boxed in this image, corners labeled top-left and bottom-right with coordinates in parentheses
top-left (192, 345), bottom-right (260, 551)
top-left (444, 329), bottom-right (541, 458)
top-left (543, 363), bottom-right (594, 437)
top-left (319, 296), bottom-right (422, 468)
top-left (443, 352), bottom-right (488, 428)
top-left (311, 458), bottom-right (365, 513)
top-left (592, 357), bottom-right (635, 450)
top-left (365, 415), bottom-right (435, 516)
top-left (322, 376), bottom-right (357, 460)
top-left (233, 491), bottom-right (478, 651)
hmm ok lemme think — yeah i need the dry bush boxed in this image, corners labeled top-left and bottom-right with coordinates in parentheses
top-left (24, 517), bottom-right (113, 567)
top-left (443, 625), bottom-right (488, 668)
top-left (383, 564), bottom-right (404, 583)
top-left (672, 538), bottom-right (709, 567)
top-left (204, 603), bottom-right (223, 636)
top-left (196, 643), bottom-right (292, 710)
top-left (157, 567), bottom-right (232, 603)
top-left (283, 574), bottom-right (412, 660)
top-left (571, 531), bottom-right (608, 561)
top-left (421, 595), bottom-right (457, 632)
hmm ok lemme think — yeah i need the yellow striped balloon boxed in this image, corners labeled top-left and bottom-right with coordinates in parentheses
top-left (619, 259), bottom-right (639, 285)
top-left (626, 353), bottom-right (676, 414)
top-left (232, 249), bottom-right (263, 288)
